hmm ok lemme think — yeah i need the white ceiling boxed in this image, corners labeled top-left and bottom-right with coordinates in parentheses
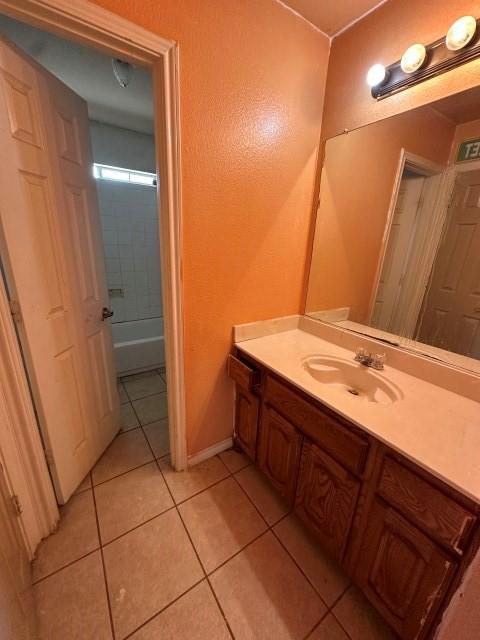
top-left (0, 15), bottom-right (154, 134)
top-left (281, 0), bottom-right (388, 36)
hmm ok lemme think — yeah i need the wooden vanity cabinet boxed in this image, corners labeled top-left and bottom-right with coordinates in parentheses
top-left (295, 439), bottom-right (360, 561)
top-left (234, 387), bottom-right (259, 461)
top-left (257, 403), bottom-right (302, 504)
top-left (228, 354), bottom-right (261, 460)
top-left (228, 350), bottom-right (480, 640)
top-left (354, 499), bottom-right (457, 638)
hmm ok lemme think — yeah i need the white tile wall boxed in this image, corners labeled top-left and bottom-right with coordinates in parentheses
top-left (97, 180), bottom-right (162, 323)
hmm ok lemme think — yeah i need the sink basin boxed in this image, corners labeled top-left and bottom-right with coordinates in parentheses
top-left (302, 355), bottom-right (403, 405)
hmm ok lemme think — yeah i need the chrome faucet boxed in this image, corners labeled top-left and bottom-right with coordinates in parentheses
top-left (354, 347), bottom-right (386, 370)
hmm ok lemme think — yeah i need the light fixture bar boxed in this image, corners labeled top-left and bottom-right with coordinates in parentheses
top-left (371, 17), bottom-right (480, 100)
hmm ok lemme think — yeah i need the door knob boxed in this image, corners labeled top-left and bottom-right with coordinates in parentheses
top-left (101, 307), bottom-right (114, 321)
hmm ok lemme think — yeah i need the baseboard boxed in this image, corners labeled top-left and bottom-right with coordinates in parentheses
top-left (188, 437), bottom-right (233, 467)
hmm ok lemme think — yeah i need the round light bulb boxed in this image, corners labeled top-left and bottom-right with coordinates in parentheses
top-left (446, 15), bottom-right (477, 51)
top-left (400, 43), bottom-right (427, 73)
top-left (366, 63), bottom-right (387, 88)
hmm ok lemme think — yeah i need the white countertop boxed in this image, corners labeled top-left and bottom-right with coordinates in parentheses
top-left (236, 327), bottom-right (480, 504)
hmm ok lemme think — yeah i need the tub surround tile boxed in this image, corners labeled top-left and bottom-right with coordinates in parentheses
top-left (129, 581), bottom-right (231, 640)
top-left (142, 419), bottom-right (169, 458)
top-left (179, 477), bottom-right (267, 572)
top-left (122, 371), bottom-right (166, 401)
top-left (235, 465), bottom-right (289, 525)
top-left (132, 392), bottom-right (168, 425)
top-left (33, 490), bottom-right (98, 582)
top-left (92, 430), bottom-right (153, 486)
top-left (34, 552), bottom-right (111, 640)
top-left (274, 514), bottom-right (350, 606)
top-left (103, 509), bottom-right (203, 640)
top-left (159, 456), bottom-right (229, 503)
top-left (94, 462), bottom-right (173, 544)
top-left (120, 402), bottom-right (140, 432)
top-left (210, 532), bottom-right (326, 640)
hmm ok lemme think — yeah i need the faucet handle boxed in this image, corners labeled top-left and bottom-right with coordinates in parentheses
top-left (355, 346), bottom-right (366, 359)
top-left (372, 353), bottom-right (386, 370)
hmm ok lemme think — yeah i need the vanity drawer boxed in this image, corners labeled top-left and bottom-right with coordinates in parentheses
top-left (377, 456), bottom-right (476, 554)
top-left (264, 375), bottom-right (369, 475)
top-left (227, 354), bottom-right (261, 392)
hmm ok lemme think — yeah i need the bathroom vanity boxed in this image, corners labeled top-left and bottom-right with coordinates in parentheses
top-left (228, 319), bottom-right (480, 640)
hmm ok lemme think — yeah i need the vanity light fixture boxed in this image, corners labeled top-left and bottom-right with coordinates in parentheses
top-left (370, 16), bottom-right (480, 99)
top-left (366, 63), bottom-right (387, 88)
top-left (446, 15), bottom-right (477, 51)
top-left (400, 43), bottom-right (427, 73)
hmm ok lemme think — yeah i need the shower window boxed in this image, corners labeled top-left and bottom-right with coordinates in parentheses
top-left (93, 163), bottom-right (156, 187)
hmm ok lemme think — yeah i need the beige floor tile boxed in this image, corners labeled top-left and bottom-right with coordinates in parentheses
top-left (219, 448), bottom-right (251, 473)
top-left (94, 462), bottom-right (174, 544)
top-left (333, 586), bottom-right (397, 640)
top-left (179, 477), bottom-right (267, 572)
top-left (34, 551), bottom-right (111, 640)
top-left (118, 382), bottom-right (129, 404)
top-left (120, 402), bottom-right (140, 432)
top-left (129, 581), bottom-right (230, 640)
top-left (133, 392), bottom-right (168, 425)
top-left (309, 614), bottom-right (349, 640)
top-left (92, 430), bottom-right (153, 486)
top-left (235, 465), bottom-right (289, 525)
top-left (143, 419), bottom-right (169, 458)
top-left (74, 472), bottom-right (92, 495)
top-left (103, 509), bottom-right (203, 640)
top-left (159, 455), bottom-right (229, 503)
top-left (33, 490), bottom-right (98, 582)
top-left (210, 531), bottom-right (326, 640)
top-left (274, 514), bottom-right (350, 606)
top-left (123, 371), bottom-right (166, 401)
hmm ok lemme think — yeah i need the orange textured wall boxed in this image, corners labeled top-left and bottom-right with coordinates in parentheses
top-left (322, 0), bottom-right (480, 140)
top-left (91, 0), bottom-right (330, 455)
top-left (306, 107), bottom-right (454, 320)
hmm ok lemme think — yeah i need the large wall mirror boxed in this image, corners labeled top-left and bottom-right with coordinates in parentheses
top-left (305, 85), bottom-right (480, 373)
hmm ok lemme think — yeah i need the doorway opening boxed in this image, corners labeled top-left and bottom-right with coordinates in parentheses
top-left (0, 4), bottom-right (184, 524)
top-left (370, 151), bottom-right (445, 338)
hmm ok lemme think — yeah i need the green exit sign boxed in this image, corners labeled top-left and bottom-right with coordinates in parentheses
top-left (457, 138), bottom-right (480, 162)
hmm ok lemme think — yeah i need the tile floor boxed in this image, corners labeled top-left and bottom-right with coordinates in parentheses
top-left (32, 370), bottom-right (397, 640)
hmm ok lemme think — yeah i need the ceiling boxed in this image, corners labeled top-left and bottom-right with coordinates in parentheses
top-left (430, 86), bottom-right (480, 125)
top-left (0, 15), bottom-right (154, 134)
top-left (281, 0), bottom-right (388, 36)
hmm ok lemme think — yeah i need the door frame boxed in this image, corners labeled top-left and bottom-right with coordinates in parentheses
top-left (0, 0), bottom-right (186, 548)
top-left (367, 149), bottom-right (450, 329)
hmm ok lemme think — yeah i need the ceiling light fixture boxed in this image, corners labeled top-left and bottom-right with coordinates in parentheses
top-left (112, 58), bottom-right (132, 88)
top-left (446, 15), bottom-right (477, 51)
top-left (400, 43), bottom-right (427, 73)
top-left (366, 64), bottom-right (387, 88)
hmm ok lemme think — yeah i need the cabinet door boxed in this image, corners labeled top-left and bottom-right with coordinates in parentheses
top-left (355, 500), bottom-right (456, 639)
top-left (295, 440), bottom-right (360, 561)
top-left (234, 387), bottom-right (259, 461)
top-left (257, 404), bottom-right (302, 504)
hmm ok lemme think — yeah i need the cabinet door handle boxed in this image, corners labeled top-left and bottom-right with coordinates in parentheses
top-left (101, 307), bottom-right (114, 321)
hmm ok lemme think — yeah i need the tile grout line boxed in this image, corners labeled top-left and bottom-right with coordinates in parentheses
top-left (91, 472), bottom-right (117, 640)
top-left (150, 450), bottom-right (236, 639)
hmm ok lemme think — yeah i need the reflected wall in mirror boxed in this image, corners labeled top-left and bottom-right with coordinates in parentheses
top-left (306, 85), bottom-right (480, 369)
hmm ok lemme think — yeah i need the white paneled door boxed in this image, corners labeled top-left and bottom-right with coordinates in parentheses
top-left (0, 37), bottom-right (119, 503)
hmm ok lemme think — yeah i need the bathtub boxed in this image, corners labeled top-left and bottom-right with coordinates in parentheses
top-left (111, 317), bottom-right (165, 376)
